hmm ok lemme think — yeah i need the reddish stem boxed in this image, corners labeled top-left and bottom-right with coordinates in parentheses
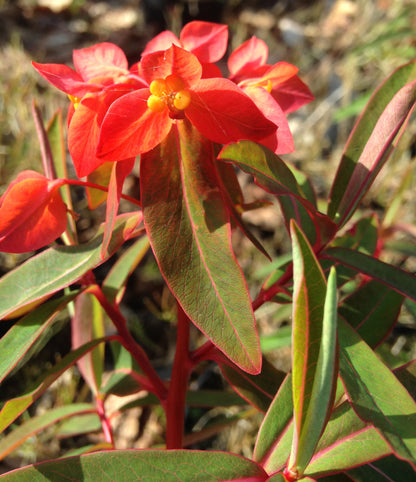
top-left (88, 285), bottom-right (168, 401)
top-left (165, 303), bottom-right (192, 449)
top-left (96, 395), bottom-right (114, 446)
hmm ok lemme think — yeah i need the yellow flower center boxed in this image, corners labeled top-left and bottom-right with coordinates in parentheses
top-left (147, 74), bottom-right (191, 118)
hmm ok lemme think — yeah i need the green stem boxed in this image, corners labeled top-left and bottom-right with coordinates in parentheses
top-left (165, 303), bottom-right (192, 449)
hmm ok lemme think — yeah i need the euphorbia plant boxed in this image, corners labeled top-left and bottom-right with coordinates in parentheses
top-left (0, 20), bottom-right (416, 481)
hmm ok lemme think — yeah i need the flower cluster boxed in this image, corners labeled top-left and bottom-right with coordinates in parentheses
top-left (1, 21), bottom-right (313, 253)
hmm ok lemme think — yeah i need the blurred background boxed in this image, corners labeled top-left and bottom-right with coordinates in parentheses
top-left (1, 0), bottom-right (416, 468)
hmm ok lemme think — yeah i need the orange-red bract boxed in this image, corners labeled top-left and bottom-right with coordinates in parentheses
top-left (0, 171), bottom-right (68, 253)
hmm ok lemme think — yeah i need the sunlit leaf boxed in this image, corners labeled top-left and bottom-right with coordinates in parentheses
top-left (328, 61), bottom-right (416, 226)
top-left (338, 318), bottom-right (416, 468)
top-left (141, 121), bottom-right (261, 374)
top-left (0, 212), bottom-right (142, 320)
top-left (287, 222), bottom-right (338, 477)
top-left (0, 404), bottom-right (96, 460)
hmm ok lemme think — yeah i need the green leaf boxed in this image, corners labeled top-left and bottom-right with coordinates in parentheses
top-left (219, 356), bottom-right (286, 413)
top-left (328, 61), bottom-right (416, 226)
top-left (338, 318), bottom-right (416, 468)
top-left (323, 246), bottom-right (416, 302)
top-left (304, 400), bottom-right (391, 477)
top-left (0, 338), bottom-right (109, 433)
top-left (0, 404), bottom-right (96, 460)
top-left (0, 292), bottom-right (78, 384)
top-left (287, 222), bottom-right (338, 477)
top-left (338, 280), bottom-right (404, 347)
top-left (254, 373), bottom-right (293, 467)
top-left (141, 121), bottom-right (261, 374)
top-left (0, 212), bottom-right (142, 320)
top-left (0, 449), bottom-right (268, 481)
top-left (102, 235), bottom-right (150, 304)
top-left (219, 141), bottom-right (336, 249)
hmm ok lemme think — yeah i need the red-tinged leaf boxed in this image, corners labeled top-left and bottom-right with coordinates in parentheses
top-left (68, 87), bottom-right (133, 177)
top-left (102, 235), bottom-right (150, 305)
top-left (72, 293), bottom-right (105, 395)
top-left (56, 413), bottom-right (102, 438)
top-left (73, 43), bottom-right (128, 81)
top-left (322, 246), bottom-right (416, 302)
top-left (0, 338), bottom-right (109, 433)
top-left (187, 78), bottom-right (276, 144)
top-left (218, 141), bottom-right (337, 249)
top-left (228, 37), bottom-right (269, 78)
top-left (0, 212), bottom-right (142, 320)
top-left (265, 474), bottom-right (286, 481)
top-left (339, 280), bottom-right (404, 348)
top-left (287, 224), bottom-right (338, 477)
top-left (47, 109), bottom-right (77, 243)
top-left (328, 61), bottom-right (416, 227)
top-left (97, 88), bottom-right (172, 161)
top-left (254, 373), bottom-right (293, 467)
top-left (141, 44), bottom-right (202, 86)
top-left (331, 214), bottom-right (379, 254)
top-left (0, 450), bottom-right (269, 481)
top-left (101, 158), bottom-right (135, 258)
top-left (180, 21), bottom-right (228, 63)
top-left (346, 454), bottom-right (416, 481)
top-left (244, 86), bottom-right (294, 155)
top-left (0, 404), bottom-right (96, 460)
top-left (219, 357), bottom-right (287, 413)
top-left (141, 120), bottom-right (261, 374)
top-left (271, 75), bottom-right (315, 114)
top-left (31, 61), bottom-right (95, 96)
top-left (338, 318), bottom-right (416, 468)
top-left (303, 400), bottom-right (391, 478)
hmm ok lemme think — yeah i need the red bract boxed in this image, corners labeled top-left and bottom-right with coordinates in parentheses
top-left (228, 36), bottom-right (314, 114)
top-left (33, 43), bottom-right (145, 178)
top-left (0, 171), bottom-right (68, 253)
top-left (97, 44), bottom-right (277, 161)
top-left (141, 20), bottom-right (228, 77)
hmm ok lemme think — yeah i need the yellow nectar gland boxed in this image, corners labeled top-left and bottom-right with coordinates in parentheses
top-left (68, 94), bottom-right (81, 109)
top-left (147, 75), bottom-right (191, 116)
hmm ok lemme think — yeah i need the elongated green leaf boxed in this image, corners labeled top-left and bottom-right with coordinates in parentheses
top-left (0, 212), bottom-right (142, 320)
top-left (328, 61), bottom-right (416, 226)
top-left (141, 121), bottom-right (260, 374)
top-left (0, 449), bottom-right (268, 481)
top-left (323, 247), bottom-right (416, 302)
top-left (102, 235), bottom-right (150, 304)
top-left (287, 222), bottom-right (338, 477)
top-left (338, 318), bottom-right (416, 468)
top-left (304, 401), bottom-right (391, 477)
top-left (0, 404), bottom-right (96, 460)
top-left (0, 338), bottom-right (109, 433)
top-left (339, 280), bottom-right (404, 347)
top-left (219, 141), bottom-right (336, 249)
top-left (0, 292), bottom-right (78, 384)
top-left (219, 356), bottom-right (286, 413)
top-left (254, 373), bottom-right (293, 465)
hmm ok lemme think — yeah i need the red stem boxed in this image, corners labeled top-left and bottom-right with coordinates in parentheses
top-left (88, 285), bottom-right (168, 401)
top-left (165, 303), bottom-right (192, 449)
top-left (96, 395), bottom-right (114, 446)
